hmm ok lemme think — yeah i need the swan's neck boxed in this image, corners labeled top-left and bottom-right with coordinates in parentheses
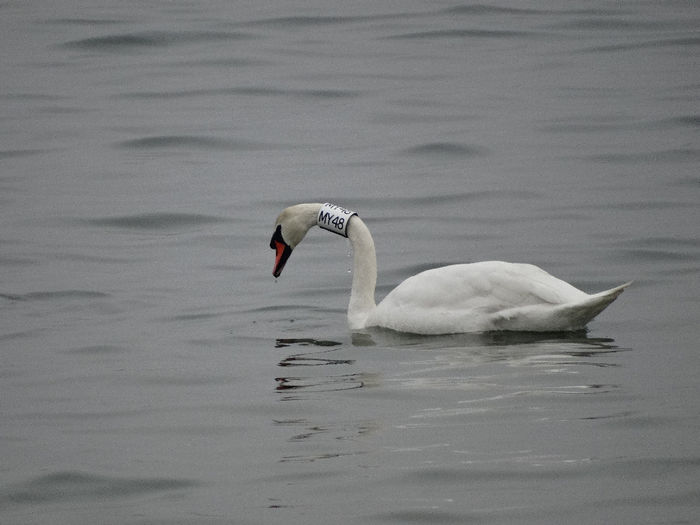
top-left (345, 216), bottom-right (377, 329)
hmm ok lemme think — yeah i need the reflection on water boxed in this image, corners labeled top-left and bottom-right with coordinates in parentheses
top-left (275, 337), bottom-right (344, 349)
top-left (274, 333), bottom-right (624, 396)
top-left (275, 373), bottom-right (366, 394)
top-left (273, 417), bottom-right (376, 464)
top-left (266, 329), bottom-right (645, 521)
top-left (362, 326), bottom-right (618, 349)
top-left (273, 338), bottom-right (379, 464)
top-left (275, 338), bottom-right (374, 398)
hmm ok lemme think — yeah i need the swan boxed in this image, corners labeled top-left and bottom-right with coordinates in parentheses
top-left (270, 203), bottom-right (630, 334)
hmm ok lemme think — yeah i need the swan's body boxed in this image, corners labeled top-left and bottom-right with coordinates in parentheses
top-left (270, 203), bottom-right (629, 334)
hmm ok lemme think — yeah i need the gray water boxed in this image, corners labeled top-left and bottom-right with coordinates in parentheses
top-left (2, 1), bottom-right (699, 524)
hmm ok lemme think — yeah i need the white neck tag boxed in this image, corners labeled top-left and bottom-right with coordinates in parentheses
top-left (317, 203), bottom-right (357, 237)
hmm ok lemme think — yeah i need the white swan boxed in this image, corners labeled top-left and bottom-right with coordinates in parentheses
top-left (270, 203), bottom-right (630, 334)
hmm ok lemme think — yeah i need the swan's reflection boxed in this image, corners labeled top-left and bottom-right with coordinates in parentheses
top-left (357, 329), bottom-right (630, 398)
top-left (274, 338), bottom-right (378, 400)
top-left (274, 332), bottom-right (626, 391)
top-left (271, 333), bottom-right (631, 466)
top-left (353, 327), bottom-right (622, 353)
top-left (349, 329), bottom-right (629, 392)
top-left (273, 338), bottom-right (379, 463)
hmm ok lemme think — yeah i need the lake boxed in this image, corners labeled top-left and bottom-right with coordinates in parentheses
top-left (1, 1), bottom-right (699, 524)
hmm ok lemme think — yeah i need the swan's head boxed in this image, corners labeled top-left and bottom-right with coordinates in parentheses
top-left (270, 203), bottom-right (321, 277)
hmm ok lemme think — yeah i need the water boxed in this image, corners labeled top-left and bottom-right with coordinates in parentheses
top-left (1, 1), bottom-right (699, 523)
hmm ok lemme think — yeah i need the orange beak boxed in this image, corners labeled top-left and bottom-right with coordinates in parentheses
top-left (270, 225), bottom-right (292, 278)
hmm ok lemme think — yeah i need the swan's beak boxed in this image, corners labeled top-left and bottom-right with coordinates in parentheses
top-left (270, 225), bottom-right (292, 278)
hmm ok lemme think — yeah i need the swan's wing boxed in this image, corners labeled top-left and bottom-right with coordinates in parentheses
top-left (370, 262), bottom-right (600, 334)
top-left (381, 262), bottom-right (586, 310)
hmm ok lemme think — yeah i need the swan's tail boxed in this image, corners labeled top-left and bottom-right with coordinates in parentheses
top-left (589, 281), bottom-right (632, 301)
top-left (555, 281), bottom-right (632, 330)
top-left (493, 281), bottom-right (631, 332)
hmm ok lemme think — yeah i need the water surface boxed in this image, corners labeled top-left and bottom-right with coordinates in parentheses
top-left (1, 1), bottom-right (699, 524)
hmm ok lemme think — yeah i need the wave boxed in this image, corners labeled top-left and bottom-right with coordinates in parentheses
top-left (354, 190), bottom-right (540, 208)
top-left (61, 30), bottom-right (253, 51)
top-left (542, 114), bottom-right (700, 133)
top-left (385, 28), bottom-right (536, 40)
top-left (42, 18), bottom-right (124, 26)
top-left (620, 249), bottom-right (697, 263)
top-left (82, 212), bottom-right (230, 230)
top-left (584, 148), bottom-right (700, 164)
top-left (115, 135), bottom-right (274, 151)
top-left (402, 142), bottom-right (489, 158)
top-left (619, 236), bottom-right (700, 251)
top-left (442, 5), bottom-right (544, 16)
top-left (612, 236), bottom-right (700, 265)
top-left (116, 86), bottom-right (360, 100)
top-left (242, 15), bottom-right (375, 28)
top-left (1, 471), bottom-right (197, 506)
top-left (64, 344), bottom-right (127, 355)
top-left (549, 18), bottom-right (669, 31)
top-left (664, 115), bottom-right (700, 128)
top-left (581, 37), bottom-right (700, 53)
top-left (0, 290), bottom-right (109, 302)
top-left (0, 149), bottom-right (46, 159)
top-left (275, 373), bottom-right (366, 394)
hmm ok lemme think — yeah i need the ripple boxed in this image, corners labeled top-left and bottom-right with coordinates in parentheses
top-left (544, 114), bottom-right (700, 133)
top-left (671, 115), bottom-right (700, 127)
top-left (275, 338), bottom-right (342, 348)
top-left (275, 418), bottom-right (376, 445)
top-left (620, 249), bottom-right (697, 262)
top-left (540, 119), bottom-right (634, 133)
top-left (279, 450), bottom-right (367, 463)
top-left (83, 212), bottom-right (230, 231)
top-left (368, 190), bottom-right (539, 207)
top-left (243, 15), bottom-right (373, 28)
top-left (0, 149), bottom-right (46, 159)
top-left (1, 471), bottom-right (198, 505)
top-left (582, 200), bottom-right (697, 211)
top-left (0, 93), bottom-right (66, 101)
top-left (403, 464), bottom-right (582, 484)
top-left (402, 142), bottom-right (489, 158)
top-left (3, 290), bottom-right (110, 301)
top-left (163, 311), bottom-right (226, 322)
top-left (582, 37), bottom-right (700, 53)
top-left (674, 175), bottom-right (700, 188)
top-left (0, 255), bottom-right (38, 267)
top-left (584, 148), bottom-right (700, 164)
top-left (275, 373), bottom-right (365, 393)
top-left (620, 236), bottom-right (700, 250)
top-left (64, 344), bottom-right (128, 355)
top-left (42, 17), bottom-right (125, 26)
top-left (593, 456), bottom-right (700, 477)
top-left (371, 508), bottom-right (471, 524)
top-left (386, 29), bottom-right (536, 40)
top-left (278, 343), bottom-right (355, 367)
top-left (442, 5), bottom-right (544, 16)
top-left (116, 86), bottom-right (360, 100)
top-left (278, 356), bottom-right (355, 367)
top-left (171, 57), bottom-right (268, 68)
top-left (549, 18), bottom-right (668, 31)
top-left (61, 30), bottom-right (253, 51)
top-left (116, 135), bottom-right (273, 151)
